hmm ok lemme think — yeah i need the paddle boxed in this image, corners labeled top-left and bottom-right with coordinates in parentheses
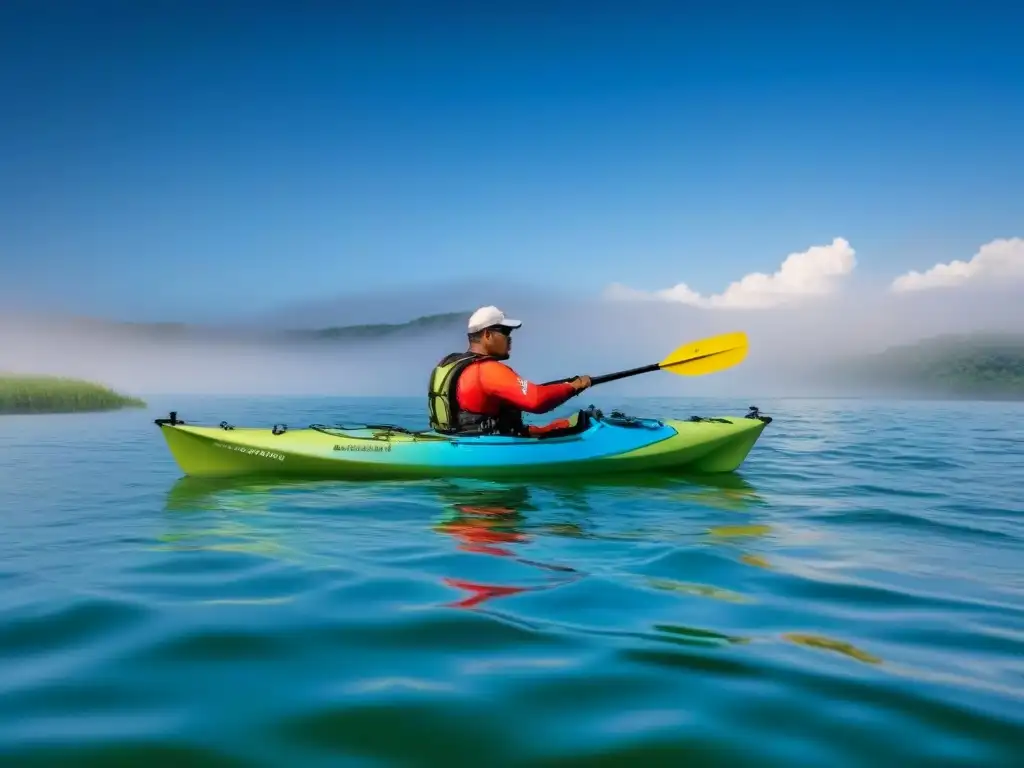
top-left (542, 331), bottom-right (749, 387)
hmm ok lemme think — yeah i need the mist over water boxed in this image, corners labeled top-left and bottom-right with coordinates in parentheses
top-left (2, 280), bottom-right (1022, 402)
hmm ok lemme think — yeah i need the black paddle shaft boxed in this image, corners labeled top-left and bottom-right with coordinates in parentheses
top-left (542, 341), bottom-right (737, 388)
top-left (542, 362), bottom-right (660, 388)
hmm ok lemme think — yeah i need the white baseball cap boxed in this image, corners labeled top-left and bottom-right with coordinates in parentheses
top-left (467, 305), bottom-right (522, 333)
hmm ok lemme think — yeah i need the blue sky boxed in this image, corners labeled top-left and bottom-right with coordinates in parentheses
top-left (1, 1), bottom-right (1021, 323)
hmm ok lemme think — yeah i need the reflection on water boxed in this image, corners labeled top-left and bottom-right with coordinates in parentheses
top-left (160, 472), bottom-right (773, 611)
top-left (161, 471), bottom-right (768, 545)
top-left (646, 577), bottom-right (751, 603)
top-left (707, 524), bottom-right (772, 538)
top-left (159, 472), bottom-right (887, 673)
top-left (160, 477), bottom-right (332, 568)
top-left (651, 622), bottom-right (750, 648)
top-left (431, 483), bottom-right (582, 609)
top-left (740, 553), bottom-right (772, 569)
top-left (783, 633), bottom-right (884, 665)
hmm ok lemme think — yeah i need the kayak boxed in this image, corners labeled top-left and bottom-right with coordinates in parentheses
top-left (154, 406), bottom-right (772, 480)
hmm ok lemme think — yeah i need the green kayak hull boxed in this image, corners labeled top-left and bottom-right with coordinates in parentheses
top-left (155, 408), bottom-right (772, 480)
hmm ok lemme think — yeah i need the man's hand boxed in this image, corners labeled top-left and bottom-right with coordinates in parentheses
top-left (570, 375), bottom-right (592, 391)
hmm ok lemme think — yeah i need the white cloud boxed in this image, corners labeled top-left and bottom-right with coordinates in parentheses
top-left (604, 237), bottom-right (857, 309)
top-left (890, 237), bottom-right (1024, 292)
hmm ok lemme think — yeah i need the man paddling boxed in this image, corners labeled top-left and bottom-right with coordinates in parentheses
top-left (427, 305), bottom-right (592, 437)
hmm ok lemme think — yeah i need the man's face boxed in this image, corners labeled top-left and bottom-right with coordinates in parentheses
top-left (483, 326), bottom-right (512, 359)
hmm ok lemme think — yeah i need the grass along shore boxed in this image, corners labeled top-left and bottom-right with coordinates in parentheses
top-left (0, 375), bottom-right (146, 415)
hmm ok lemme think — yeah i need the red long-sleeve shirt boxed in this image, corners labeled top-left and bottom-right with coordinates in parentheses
top-left (456, 360), bottom-right (578, 435)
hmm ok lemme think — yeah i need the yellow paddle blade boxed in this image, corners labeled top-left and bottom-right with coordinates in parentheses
top-left (658, 331), bottom-right (749, 376)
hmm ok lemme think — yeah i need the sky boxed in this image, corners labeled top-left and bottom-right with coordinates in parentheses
top-left (1, 0), bottom-right (1021, 326)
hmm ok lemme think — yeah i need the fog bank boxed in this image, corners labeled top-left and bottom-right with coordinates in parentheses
top-left (2, 280), bottom-right (1021, 401)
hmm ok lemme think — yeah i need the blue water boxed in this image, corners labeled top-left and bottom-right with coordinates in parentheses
top-left (1, 396), bottom-right (1022, 766)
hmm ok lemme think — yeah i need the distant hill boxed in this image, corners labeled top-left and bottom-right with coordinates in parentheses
top-left (828, 332), bottom-right (1024, 400)
top-left (282, 311), bottom-right (469, 342)
top-left (4, 311), bottom-right (470, 345)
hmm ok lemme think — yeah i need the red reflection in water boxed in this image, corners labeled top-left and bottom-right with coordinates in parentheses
top-left (438, 504), bottom-right (527, 557)
top-left (441, 577), bottom-right (532, 609)
top-left (435, 503), bottom-right (579, 609)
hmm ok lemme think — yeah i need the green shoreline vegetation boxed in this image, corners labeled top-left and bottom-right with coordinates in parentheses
top-left (0, 375), bottom-right (147, 415)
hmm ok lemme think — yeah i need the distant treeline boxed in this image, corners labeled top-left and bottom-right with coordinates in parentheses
top-left (830, 333), bottom-right (1024, 399)
top-left (0, 375), bottom-right (146, 415)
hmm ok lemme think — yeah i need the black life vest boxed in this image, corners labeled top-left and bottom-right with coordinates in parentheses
top-left (427, 352), bottom-right (528, 436)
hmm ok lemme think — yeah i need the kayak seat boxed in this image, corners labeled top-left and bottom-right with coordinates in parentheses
top-left (531, 407), bottom-right (595, 440)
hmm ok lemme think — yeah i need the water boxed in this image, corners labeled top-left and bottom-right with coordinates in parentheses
top-left (1, 395), bottom-right (1022, 766)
